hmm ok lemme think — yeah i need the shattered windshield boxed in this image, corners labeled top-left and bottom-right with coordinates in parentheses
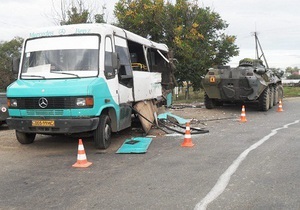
top-left (21, 35), bottom-right (99, 79)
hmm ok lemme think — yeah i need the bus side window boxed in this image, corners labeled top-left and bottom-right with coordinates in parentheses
top-left (114, 36), bottom-right (133, 87)
top-left (104, 36), bottom-right (115, 79)
top-left (128, 40), bottom-right (148, 71)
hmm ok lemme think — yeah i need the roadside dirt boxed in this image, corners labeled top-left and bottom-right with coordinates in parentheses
top-left (145, 102), bottom-right (242, 137)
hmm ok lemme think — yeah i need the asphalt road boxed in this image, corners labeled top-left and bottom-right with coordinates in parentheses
top-left (0, 98), bottom-right (299, 210)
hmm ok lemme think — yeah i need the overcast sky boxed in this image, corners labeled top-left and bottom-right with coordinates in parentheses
top-left (1, 0), bottom-right (300, 69)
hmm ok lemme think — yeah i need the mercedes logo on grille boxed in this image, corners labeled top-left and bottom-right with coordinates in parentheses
top-left (38, 97), bottom-right (48, 108)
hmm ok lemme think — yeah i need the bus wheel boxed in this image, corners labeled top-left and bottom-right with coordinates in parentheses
top-left (94, 114), bottom-right (112, 149)
top-left (16, 131), bottom-right (36, 144)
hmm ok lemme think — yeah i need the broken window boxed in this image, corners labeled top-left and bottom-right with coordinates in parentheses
top-left (128, 40), bottom-right (148, 71)
top-left (104, 36), bottom-right (115, 79)
top-left (115, 36), bottom-right (133, 87)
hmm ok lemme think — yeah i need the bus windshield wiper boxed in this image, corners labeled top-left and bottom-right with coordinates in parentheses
top-left (21, 74), bottom-right (46, 79)
top-left (50, 71), bottom-right (80, 78)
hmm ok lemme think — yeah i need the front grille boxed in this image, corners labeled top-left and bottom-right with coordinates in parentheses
top-left (14, 97), bottom-right (79, 109)
top-left (27, 110), bottom-right (64, 116)
top-left (17, 97), bottom-right (75, 109)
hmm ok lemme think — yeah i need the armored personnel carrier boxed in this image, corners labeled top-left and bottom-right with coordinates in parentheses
top-left (202, 33), bottom-right (283, 111)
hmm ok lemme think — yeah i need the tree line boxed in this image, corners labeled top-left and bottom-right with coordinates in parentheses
top-left (0, 0), bottom-right (240, 90)
top-left (285, 67), bottom-right (300, 79)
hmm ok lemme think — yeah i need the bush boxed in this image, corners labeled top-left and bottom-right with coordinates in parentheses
top-left (287, 74), bottom-right (300, 79)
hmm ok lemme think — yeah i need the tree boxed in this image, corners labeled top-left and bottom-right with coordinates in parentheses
top-left (114, 0), bottom-right (239, 90)
top-left (287, 74), bottom-right (300, 79)
top-left (285, 66), bottom-right (299, 75)
top-left (0, 37), bottom-right (23, 90)
top-left (115, 0), bottom-right (165, 40)
top-left (52, 0), bottom-right (106, 25)
top-left (61, 5), bottom-right (90, 25)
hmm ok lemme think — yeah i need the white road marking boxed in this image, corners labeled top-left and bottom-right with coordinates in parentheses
top-left (194, 120), bottom-right (300, 210)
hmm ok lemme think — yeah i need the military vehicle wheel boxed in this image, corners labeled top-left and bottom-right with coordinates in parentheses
top-left (215, 101), bottom-right (224, 106)
top-left (273, 85), bottom-right (279, 105)
top-left (16, 131), bottom-right (36, 144)
top-left (204, 93), bottom-right (215, 109)
top-left (258, 87), bottom-right (270, 111)
top-left (94, 114), bottom-right (112, 149)
top-left (269, 86), bottom-right (274, 109)
top-left (277, 85), bottom-right (284, 102)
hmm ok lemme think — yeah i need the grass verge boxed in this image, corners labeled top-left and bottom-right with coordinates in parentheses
top-left (173, 86), bottom-right (300, 104)
top-left (283, 86), bottom-right (300, 98)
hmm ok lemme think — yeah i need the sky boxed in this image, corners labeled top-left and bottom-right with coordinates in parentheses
top-left (1, 0), bottom-right (300, 69)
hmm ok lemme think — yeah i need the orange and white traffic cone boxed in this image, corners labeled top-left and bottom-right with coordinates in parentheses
top-left (181, 122), bottom-right (194, 147)
top-left (240, 105), bottom-right (247, 122)
top-left (72, 139), bottom-right (92, 168)
top-left (277, 100), bottom-right (283, 112)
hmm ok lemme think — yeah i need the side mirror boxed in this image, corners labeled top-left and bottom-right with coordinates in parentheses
top-left (12, 57), bottom-right (20, 74)
top-left (112, 52), bottom-right (120, 70)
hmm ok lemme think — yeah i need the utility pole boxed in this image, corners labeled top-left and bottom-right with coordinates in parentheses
top-left (254, 32), bottom-right (269, 68)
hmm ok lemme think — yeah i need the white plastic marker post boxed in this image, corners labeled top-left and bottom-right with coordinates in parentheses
top-left (194, 120), bottom-right (300, 210)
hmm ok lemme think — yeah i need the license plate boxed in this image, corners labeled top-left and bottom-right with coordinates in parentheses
top-left (32, 120), bottom-right (55, 127)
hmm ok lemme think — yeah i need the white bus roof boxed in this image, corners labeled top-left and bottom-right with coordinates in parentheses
top-left (26, 23), bottom-right (169, 52)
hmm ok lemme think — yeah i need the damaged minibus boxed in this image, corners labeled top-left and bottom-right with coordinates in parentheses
top-left (7, 23), bottom-right (174, 149)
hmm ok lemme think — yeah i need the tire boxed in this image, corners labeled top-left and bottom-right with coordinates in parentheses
top-left (204, 92), bottom-right (215, 109)
top-left (215, 101), bottom-right (224, 106)
top-left (273, 85), bottom-right (279, 105)
top-left (94, 114), bottom-right (112, 149)
top-left (269, 86), bottom-right (274, 109)
top-left (16, 131), bottom-right (36, 144)
top-left (277, 85), bottom-right (284, 102)
top-left (258, 86), bottom-right (270, 111)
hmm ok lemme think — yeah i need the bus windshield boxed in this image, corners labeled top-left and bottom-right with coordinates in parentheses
top-left (21, 35), bottom-right (99, 79)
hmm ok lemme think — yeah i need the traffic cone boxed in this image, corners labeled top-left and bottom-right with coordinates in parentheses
top-left (181, 122), bottom-right (194, 147)
top-left (240, 105), bottom-right (247, 122)
top-left (72, 139), bottom-right (92, 168)
top-left (277, 100), bottom-right (283, 112)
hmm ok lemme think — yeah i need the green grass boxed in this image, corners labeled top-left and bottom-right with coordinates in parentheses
top-left (173, 86), bottom-right (300, 104)
top-left (173, 88), bottom-right (204, 104)
top-left (283, 86), bottom-right (300, 97)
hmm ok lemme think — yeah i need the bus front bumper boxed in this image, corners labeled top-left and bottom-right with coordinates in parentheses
top-left (6, 117), bottom-right (99, 134)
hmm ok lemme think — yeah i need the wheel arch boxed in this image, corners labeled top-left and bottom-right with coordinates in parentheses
top-left (100, 107), bottom-right (118, 132)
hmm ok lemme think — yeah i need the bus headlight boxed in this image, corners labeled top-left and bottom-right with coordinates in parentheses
top-left (8, 99), bottom-right (18, 108)
top-left (76, 97), bottom-right (93, 107)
